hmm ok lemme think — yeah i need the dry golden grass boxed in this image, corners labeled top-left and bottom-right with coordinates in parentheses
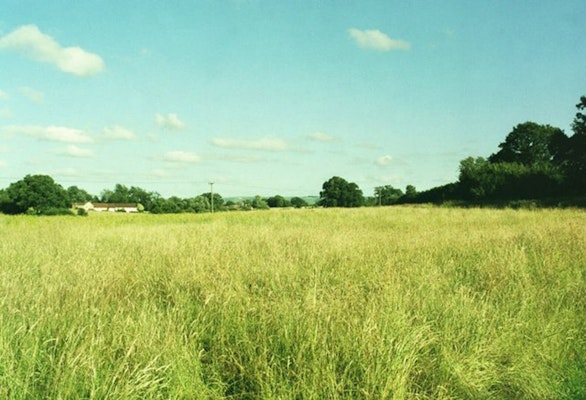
top-left (0, 206), bottom-right (584, 398)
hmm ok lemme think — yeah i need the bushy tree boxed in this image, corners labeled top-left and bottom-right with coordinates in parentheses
top-left (251, 195), bottom-right (269, 209)
top-left (267, 195), bottom-right (290, 208)
top-left (201, 192), bottom-right (224, 211)
top-left (374, 185), bottom-right (403, 205)
top-left (489, 122), bottom-right (567, 165)
top-left (319, 176), bottom-right (364, 207)
top-left (0, 175), bottom-right (71, 215)
top-left (128, 186), bottom-right (154, 208)
top-left (458, 157), bottom-right (563, 200)
top-left (67, 186), bottom-right (93, 203)
top-left (290, 196), bottom-right (308, 208)
top-left (185, 196), bottom-right (210, 213)
top-left (565, 96), bottom-right (586, 192)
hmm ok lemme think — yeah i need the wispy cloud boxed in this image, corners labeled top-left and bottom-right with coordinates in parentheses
top-left (58, 145), bottom-right (94, 158)
top-left (163, 150), bottom-right (200, 163)
top-left (19, 87), bottom-right (44, 103)
top-left (308, 131), bottom-right (339, 142)
top-left (0, 108), bottom-right (12, 119)
top-left (101, 125), bottom-right (137, 140)
top-left (0, 90), bottom-right (8, 100)
top-left (376, 154), bottom-right (393, 166)
top-left (2, 125), bottom-right (94, 143)
top-left (0, 25), bottom-right (105, 76)
top-left (348, 28), bottom-right (410, 52)
top-left (155, 113), bottom-right (186, 130)
top-left (210, 137), bottom-right (288, 152)
top-left (210, 153), bottom-right (264, 163)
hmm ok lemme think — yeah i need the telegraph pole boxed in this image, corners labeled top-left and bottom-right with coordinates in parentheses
top-left (209, 182), bottom-right (214, 213)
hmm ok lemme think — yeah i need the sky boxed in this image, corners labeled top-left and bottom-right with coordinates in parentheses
top-left (1, 1), bottom-right (585, 198)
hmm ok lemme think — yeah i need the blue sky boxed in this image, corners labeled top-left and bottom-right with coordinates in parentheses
top-left (1, 1), bottom-right (584, 198)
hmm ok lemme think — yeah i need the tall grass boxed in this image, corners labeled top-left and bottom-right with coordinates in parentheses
top-left (0, 207), bottom-right (584, 399)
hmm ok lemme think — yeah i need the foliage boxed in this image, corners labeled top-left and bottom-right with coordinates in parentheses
top-left (201, 192), bottom-right (224, 211)
top-left (0, 208), bottom-right (583, 398)
top-left (572, 95), bottom-right (586, 137)
top-left (395, 95), bottom-right (586, 205)
top-left (564, 96), bottom-right (586, 192)
top-left (267, 195), bottom-right (290, 208)
top-left (100, 184), bottom-right (156, 210)
top-left (319, 176), bottom-right (364, 207)
top-left (290, 196), bottom-right (308, 208)
top-left (67, 186), bottom-right (93, 203)
top-left (458, 157), bottom-right (564, 200)
top-left (0, 174), bottom-right (71, 215)
top-left (251, 195), bottom-right (269, 210)
top-left (374, 185), bottom-right (403, 205)
top-left (489, 122), bottom-right (567, 165)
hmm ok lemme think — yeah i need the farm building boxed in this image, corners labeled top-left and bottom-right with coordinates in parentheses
top-left (74, 202), bottom-right (139, 213)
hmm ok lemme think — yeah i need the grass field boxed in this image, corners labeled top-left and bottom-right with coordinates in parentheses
top-left (0, 206), bottom-right (584, 399)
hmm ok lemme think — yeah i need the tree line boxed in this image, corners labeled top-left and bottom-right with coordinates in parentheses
top-left (1, 95), bottom-right (584, 215)
top-left (0, 178), bottom-right (311, 215)
top-left (319, 95), bottom-right (586, 208)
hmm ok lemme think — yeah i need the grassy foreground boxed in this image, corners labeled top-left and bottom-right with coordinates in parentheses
top-left (0, 207), bottom-right (584, 399)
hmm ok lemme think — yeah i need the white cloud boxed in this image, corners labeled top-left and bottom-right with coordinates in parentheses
top-left (155, 113), bottom-right (186, 130)
top-left (0, 90), bottom-right (8, 100)
top-left (376, 154), bottom-right (393, 166)
top-left (211, 153), bottom-right (264, 163)
top-left (0, 25), bottom-right (105, 76)
top-left (59, 145), bottom-right (94, 158)
top-left (163, 150), bottom-right (200, 163)
top-left (308, 131), bottom-right (338, 142)
top-left (210, 137), bottom-right (288, 152)
top-left (19, 86), bottom-right (44, 103)
top-left (348, 28), bottom-right (410, 51)
top-left (101, 125), bottom-right (137, 140)
top-left (2, 125), bottom-right (94, 143)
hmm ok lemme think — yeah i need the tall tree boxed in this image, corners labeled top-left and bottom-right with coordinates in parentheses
top-left (67, 186), bottom-right (93, 203)
top-left (290, 196), bottom-right (308, 208)
top-left (319, 176), bottom-right (364, 207)
top-left (566, 96), bottom-right (586, 192)
top-left (0, 175), bottom-right (70, 214)
top-left (489, 122), bottom-right (567, 165)
top-left (374, 185), bottom-right (403, 205)
top-left (201, 192), bottom-right (224, 211)
top-left (267, 195), bottom-right (290, 208)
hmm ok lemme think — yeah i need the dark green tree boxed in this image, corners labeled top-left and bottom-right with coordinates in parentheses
top-left (319, 176), bottom-right (364, 207)
top-left (489, 122), bottom-right (567, 165)
top-left (67, 186), bottom-right (93, 203)
top-left (290, 196), bottom-right (308, 208)
top-left (201, 192), bottom-right (224, 211)
top-left (0, 175), bottom-right (71, 215)
top-left (458, 156), bottom-right (563, 200)
top-left (565, 96), bottom-right (586, 192)
top-left (374, 185), bottom-right (403, 205)
top-left (572, 96), bottom-right (586, 137)
top-left (188, 195), bottom-right (211, 213)
top-left (128, 186), bottom-right (154, 208)
top-left (267, 195), bottom-right (290, 208)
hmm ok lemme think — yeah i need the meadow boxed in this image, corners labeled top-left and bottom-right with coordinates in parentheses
top-left (0, 206), bottom-right (584, 399)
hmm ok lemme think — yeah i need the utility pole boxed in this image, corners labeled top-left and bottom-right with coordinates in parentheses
top-left (209, 182), bottom-right (214, 213)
